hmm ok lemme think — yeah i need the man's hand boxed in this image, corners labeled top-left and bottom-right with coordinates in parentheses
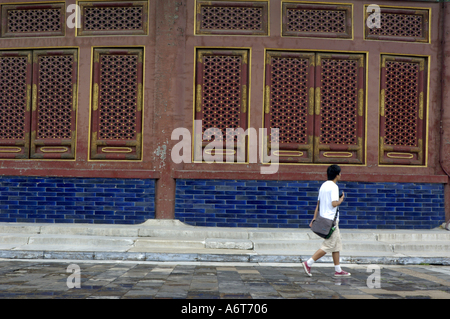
top-left (309, 219), bottom-right (315, 228)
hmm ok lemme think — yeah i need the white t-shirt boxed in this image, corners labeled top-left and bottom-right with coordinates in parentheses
top-left (317, 180), bottom-right (339, 221)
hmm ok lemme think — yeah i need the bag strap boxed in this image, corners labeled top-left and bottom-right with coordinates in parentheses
top-left (333, 206), bottom-right (339, 222)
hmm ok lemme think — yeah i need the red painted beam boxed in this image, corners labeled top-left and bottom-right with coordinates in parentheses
top-left (0, 168), bottom-right (160, 180)
top-left (173, 170), bottom-right (448, 184)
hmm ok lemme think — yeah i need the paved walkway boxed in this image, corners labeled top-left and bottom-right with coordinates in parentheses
top-left (1, 259), bottom-right (450, 300)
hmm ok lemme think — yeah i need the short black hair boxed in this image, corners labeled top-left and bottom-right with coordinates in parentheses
top-left (327, 164), bottom-right (341, 180)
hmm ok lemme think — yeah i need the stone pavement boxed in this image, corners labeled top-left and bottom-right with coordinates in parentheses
top-left (0, 259), bottom-right (450, 300)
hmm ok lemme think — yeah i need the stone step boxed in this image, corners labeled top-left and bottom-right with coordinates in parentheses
top-left (0, 233), bottom-right (136, 248)
top-left (392, 242), bottom-right (450, 253)
top-left (377, 233), bottom-right (450, 242)
top-left (252, 240), bottom-right (393, 252)
top-left (27, 234), bottom-right (136, 247)
top-left (0, 233), bottom-right (30, 245)
top-left (2, 232), bottom-right (450, 253)
top-left (0, 222), bottom-right (448, 243)
top-left (138, 228), bottom-right (248, 240)
top-left (205, 238), bottom-right (253, 250)
top-left (133, 237), bottom-right (205, 249)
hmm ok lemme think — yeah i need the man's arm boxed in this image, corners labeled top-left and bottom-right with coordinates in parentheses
top-left (332, 192), bottom-right (345, 207)
top-left (309, 201), bottom-right (320, 227)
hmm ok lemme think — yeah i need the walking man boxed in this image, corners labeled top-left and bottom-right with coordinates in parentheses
top-left (302, 164), bottom-right (351, 277)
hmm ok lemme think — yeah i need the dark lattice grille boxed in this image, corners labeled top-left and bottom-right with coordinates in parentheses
top-left (320, 59), bottom-right (358, 145)
top-left (7, 8), bottom-right (61, 33)
top-left (269, 57), bottom-right (309, 144)
top-left (286, 8), bottom-right (346, 33)
top-left (384, 61), bottom-right (419, 147)
top-left (368, 13), bottom-right (423, 38)
top-left (200, 6), bottom-right (263, 31)
top-left (84, 6), bottom-right (144, 31)
top-left (0, 56), bottom-right (27, 140)
top-left (98, 54), bottom-right (138, 140)
top-left (36, 55), bottom-right (74, 139)
top-left (202, 55), bottom-right (242, 143)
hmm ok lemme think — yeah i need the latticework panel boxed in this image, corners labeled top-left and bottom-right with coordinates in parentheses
top-left (314, 54), bottom-right (365, 164)
top-left (202, 55), bottom-right (242, 143)
top-left (270, 57), bottom-right (309, 144)
top-left (0, 51), bottom-right (32, 159)
top-left (1, 4), bottom-right (65, 38)
top-left (380, 55), bottom-right (427, 165)
top-left (319, 59), bottom-right (358, 146)
top-left (282, 3), bottom-right (352, 38)
top-left (365, 7), bottom-right (429, 43)
top-left (286, 9), bottom-right (345, 33)
top-left (196, 1), bottom-right (268, 35)
top-left (98, 54), bottom-right (138, 141)
top-left (0, 56), bottom-right (28, 140)
top-left (78, 1), bottom-right (148, 36)
top-left (31, 50), bottom-right (78, 159)
top-left (264, 51), bottom-right (315, 163)
top-left (91, 48), bottom-right (143, 160)
top-left (384, 61), bottom-right (419, 147)
top-left (194, 49), bottom-right (249, 162)
top-left (36, 55), bottom-right (74, 140)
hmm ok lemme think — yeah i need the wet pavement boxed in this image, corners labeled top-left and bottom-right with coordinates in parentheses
top-left (0, 259), bottom-right (450, 300)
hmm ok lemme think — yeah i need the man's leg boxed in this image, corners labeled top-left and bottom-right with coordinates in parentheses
top-left (332, 251), bottom-right (340, 265)
top-left (302, 249), bottom-right (326, 276)
top-left (332, 251), bottom-right (342, 272)
top-left (312, 249), bottom-right (327, 261)
top-left (332, 251), bottom-right (351, 276)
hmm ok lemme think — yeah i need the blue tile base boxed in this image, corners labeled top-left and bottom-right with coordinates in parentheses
top-left (0, 176), bottom-right (155, 224)
top-left (175, 179), bottom-right (446, 229)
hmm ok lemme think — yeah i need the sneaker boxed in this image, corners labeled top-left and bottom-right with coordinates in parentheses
top-left (302, 262), bottom-right (312, 277)
top-left (334, 270), bottom-right (351, 277)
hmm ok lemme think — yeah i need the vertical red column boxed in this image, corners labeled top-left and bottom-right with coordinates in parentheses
top-left (153, 0), bottom-right (186, 219)
top-left (441, 3), bottom-right (450, 223)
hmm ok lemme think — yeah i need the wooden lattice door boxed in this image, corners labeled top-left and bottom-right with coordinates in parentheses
top-left (379, 55), bottom-right (427, 165)
top-left (90, 48), bottom-right (143, 160)
top-left (194, 49), bottom-right (249, 162)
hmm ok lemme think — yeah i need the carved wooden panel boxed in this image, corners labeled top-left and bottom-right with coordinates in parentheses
top-left (1, 3), bottom-right (65, 38)
top-left (78, 1), bottom-right (148, 36)
top-left (365, 6), bottom-right (429, 43)
top-left (380, 55), bottom-right (427, 165)
top-left (0, 51), bottom-right (32, 159)
top-left (90, 48), bottom-right (143, 160)
top-left (264, 51), bottom-right (315, 163)
top-left (31, 50), bottom-right (78, 159)
top-left (196, 1), bottom-right (268, 36)
top-left (194, 49), bottom-right (249, 162)
top-left (282, 2), bottom-right (352, 39)
top-left (264, 51), bottom-right (366, 165)
top-left (314, 53), bottom-right (365, 164)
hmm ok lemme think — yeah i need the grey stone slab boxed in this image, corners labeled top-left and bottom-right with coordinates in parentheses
top-left (144, 253), bottom-right (198, 262)
top-left (197, 254), bottom-right (250, 263)
top-left (94, 252), bottom-right (146, 261)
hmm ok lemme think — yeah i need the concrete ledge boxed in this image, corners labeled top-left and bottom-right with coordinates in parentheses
top-left (205, 238), bottom-right (253, 250)
top-left (134, 238), bottom-right (205, 249)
